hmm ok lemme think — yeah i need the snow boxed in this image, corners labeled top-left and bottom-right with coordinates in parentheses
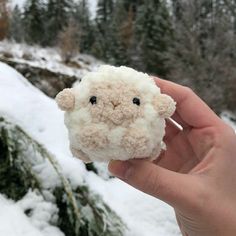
top-left (17, 190), bottom-right (64, 236)
top-left (0, 61), bottom-right (85, 189)
top-left (0, 61), bottom-right (182, 235)
top-left (1, 39), bottom-right (235, 235)
top-left (2, 56), bottom-right (236, 236)
top-left (86, 174), bottom-right (180, 236)
top-left (0, 192), bottom-right (63, 236)
top-left (0, 41), bottom-right (102, 79)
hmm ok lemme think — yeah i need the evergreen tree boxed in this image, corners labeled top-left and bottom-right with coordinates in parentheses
top-left (172, 0), bottom-right (182, 21)
top-left (9, 5), bottom-right (24, 42)
top-left (94, 0), bottom-right (115, 59)
top-left (23, 0), bottom-right (45, 44)
top-left (73, 0), bottom-right (95, 53)
top-left (43, 0), bottom-right (75, 46)
top-left (96, 0), bottom-right (114, 26)
top-left (94, 0), bottom-right (136, 65)
top-left (134, 0), bottom-right (173, 76)
top-left (121, 0), bottom-right (145, 16)
top-left (167, 0), bottom-right (236, 113)
top-left (107, 1), bottom-right (129, 65)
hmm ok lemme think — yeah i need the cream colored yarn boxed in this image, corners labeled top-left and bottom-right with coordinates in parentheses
top-left (56, 65), bottom-right (176, 163)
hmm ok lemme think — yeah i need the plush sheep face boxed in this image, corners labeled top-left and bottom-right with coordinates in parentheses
top-left (87, 81), bottom-right (144, 127)
top-left (56, 65), bottom-right (176, 163)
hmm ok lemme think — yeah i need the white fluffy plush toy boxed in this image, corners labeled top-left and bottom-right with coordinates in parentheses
top-left (56, 65), bottom-right (176, 163)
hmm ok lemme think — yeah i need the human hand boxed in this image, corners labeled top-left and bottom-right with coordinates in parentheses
top-left (108, 78), bottom-right (236, 236)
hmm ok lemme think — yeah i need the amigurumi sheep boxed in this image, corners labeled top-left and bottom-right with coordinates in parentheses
top-left (56, 65), bottom-right (176, 163)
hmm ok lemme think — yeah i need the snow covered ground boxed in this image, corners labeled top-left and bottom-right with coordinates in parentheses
top-left (0, 62), bottom-right (181, 235)
top-left (1, 51), bottom-right (236, 235)
top-left (0, 191), bottom-right (64, 236)
top-left (0, 41), bottom-right (103, 78)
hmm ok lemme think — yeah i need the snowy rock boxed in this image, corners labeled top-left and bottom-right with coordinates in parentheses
top-left (0, 41), bottom-right (103, 97)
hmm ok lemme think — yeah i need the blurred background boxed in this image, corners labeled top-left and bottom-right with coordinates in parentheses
top-left (0, 0), bottom-right (235, 236)
top-left (1, 0), bottom-right (236, 114)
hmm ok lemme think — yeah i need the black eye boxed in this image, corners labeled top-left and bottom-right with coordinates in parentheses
top-left (133, 97), bottom-right (140, 106)
top-left (90, 96), bottom-right (97, 105)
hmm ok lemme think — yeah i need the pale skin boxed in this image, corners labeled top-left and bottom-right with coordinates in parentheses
top-left (108, 78), bottom-right (236, 236)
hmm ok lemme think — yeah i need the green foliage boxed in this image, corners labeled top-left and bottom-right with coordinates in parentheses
top-left (43, 0), bottom-right (74, 46)
top-left (85, 163), bottom-right (98, 174)
top-left (73, 0), bottom-right (95, 53)
top-left (134, 0), bottom-right (173, 76)
top-left (94, 0), bottom-right (134, 65)
top-left (22, 0), bottom-right (77, 46)
top-left (9, 0), bottom-right (173, 76)
top-left (96, 0), bottom-right (114, 25)
top-left (55, 186), bottom-right (125, 236)
top-left (8, 5), bottom-right (24, 42)
top-left (105, 2), bottom-right (129, 65)
top-left (93, 0), bottom-right (115, 60)
top-left (0, 117), bottom-right (126, 236)
top-left (7, 0), bottom-right (236, 112)
top-left (92, 0), bottom-right (173, 75)
top-left (0, 123), bottom-right (41, 200)
top-left (23, 0), bottom-right (45, 44)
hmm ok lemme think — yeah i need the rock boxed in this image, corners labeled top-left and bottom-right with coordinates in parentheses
top-left (0, 58), bottom-right (77, 98)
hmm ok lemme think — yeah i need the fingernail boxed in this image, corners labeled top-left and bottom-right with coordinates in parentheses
top-left (108, 160), bottom-right (131, 179)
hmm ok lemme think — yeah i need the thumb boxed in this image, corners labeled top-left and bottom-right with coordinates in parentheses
top-left (108, 159), bottom-right (202, 211)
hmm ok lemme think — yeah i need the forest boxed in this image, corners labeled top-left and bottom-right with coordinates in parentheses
top-left (1, 0), bottom-right (235, 114)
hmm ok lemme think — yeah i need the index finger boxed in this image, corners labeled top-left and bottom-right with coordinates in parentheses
top-left (154, 78), bottom-right (222, 128)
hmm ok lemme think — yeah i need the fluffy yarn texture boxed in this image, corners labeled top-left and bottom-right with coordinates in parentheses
top-left (56, 65), bottom-right (176, 163)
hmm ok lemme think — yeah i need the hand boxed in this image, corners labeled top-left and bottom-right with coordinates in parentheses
top-left (108, 78), bottom-right (236, 236)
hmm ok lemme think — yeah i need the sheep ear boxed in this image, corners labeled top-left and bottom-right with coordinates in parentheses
top-left (55, 88), bottom-right (75, 111)
top-left (153, 94), bottom-right (176, 118)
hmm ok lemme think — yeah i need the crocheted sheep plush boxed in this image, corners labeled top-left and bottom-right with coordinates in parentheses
top-left (56, 65), bottom-right (176, 163)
